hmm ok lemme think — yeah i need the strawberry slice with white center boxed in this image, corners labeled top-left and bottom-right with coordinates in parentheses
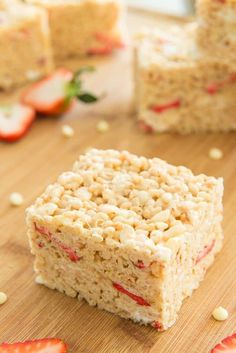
top-left (0, 103), bottom-right (35, 142)
top-left (22, 68), bottom-right (73, 115)
top-left (211, 333), bottom-right (236, 353)
top-left (0, 338), bottom-right (68, 353)
top-left (22, 67), bottom-right (99, 116)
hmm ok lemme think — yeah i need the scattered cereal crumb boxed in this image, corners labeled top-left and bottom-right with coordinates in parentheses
top-left (212, 306), bottom-right (229, 321)
top-left (35, 275), bottom-right (44, 285)
top-left (209, 148), bottom-right (223, 160)
top-left (0, 292), bottom-right (7, 305)
top-left (62, 124), bottom-right (74, 138)
top-left (25, 70), bottom-right (41, 81)
top-left (96, 120), bottom-right (109, 133)
top-left (9, 192), bottom-right (24, 206)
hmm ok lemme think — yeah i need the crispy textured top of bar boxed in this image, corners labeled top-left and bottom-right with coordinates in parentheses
top-left (27, 149), bottom-right (223, 257)
top-left (136, 24), bottom-right (202, 69)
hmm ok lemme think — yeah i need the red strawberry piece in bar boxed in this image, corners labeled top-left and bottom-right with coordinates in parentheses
top-left (138, 120), bottom-right (154, 133)
top-left (134, 260), bottom-right (150, 269)
top-left (87, 32), bottom-right (126, 55)
top-left (95, 32), bottom-right (126, 49)
top-left (55, 239), bottom-right (81, 262)
top-left (113, 282), bottom-right (150, 306)
top-left (37, 241), bottom-right (44, 248)
top-left (206, 83), bottom-right (220, 95)
top-left (207, 72), bottom-right (236, 94)
top-left (34, 223), bottom-right (51, 237)
top-left (210, 332), bottom-right (236, 353)
top-left (0, 103), bottom-right (35, 143)
top-left (135, 260), bottom-right (147, 269)
top-left (150, 99), bottom-right (181, 113)
top-left (22, 67), bottom-right (98, 116)
top-left (152, 321), bottom-right (163, 331)
top-left (229, 73), bottom-right (236, 82)
top-left (196, 239), bottom-right (215, 264)
top-left (87, 45), bottom-right (113, 56)
top-left (0, 338), bottom-right (68, 353)
top-left (34, 223), bottom-right (81, 262)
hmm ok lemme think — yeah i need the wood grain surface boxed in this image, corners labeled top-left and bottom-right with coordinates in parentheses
top-left (0, 8), bottom-right (235, 353)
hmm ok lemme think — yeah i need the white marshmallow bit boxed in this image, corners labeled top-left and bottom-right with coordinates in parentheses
top-left (209, 148), bottom-right (223, 160)
top-left (9, 192), bottom-right (24, 206)
top-left (96, 120), bottom-right (109, 133)
top-left (62, 124), bottom-right (74, 138)
top-left (0, 292), bottom-right (7, 305)
top-left (35, 275), bottom-right (45, 285)
top-left (212, 306), bottom-right (229, 321)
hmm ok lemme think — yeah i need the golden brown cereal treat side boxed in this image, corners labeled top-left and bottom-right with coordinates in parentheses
top-left (26, 149), bottom-right (224, 330)
top-left (134, 25), bottom-right (236, 133)
top-left (0, 2), bottom-right (53, 90)
top-left (196, 0), bottom-right (236, 65)
top-left (25, 0), bottom-right (127, 60)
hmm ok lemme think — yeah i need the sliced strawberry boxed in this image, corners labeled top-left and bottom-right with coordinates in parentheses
top-left (211, 333), bottom-right (236, 353)
top-left (22, 68), bottom-right (72, 115)
top-left (22, 67), bottom-right (98, 116)
top-left (34, 223), bottom-right (81, 262)
top-left (113, 282), bottom-right (150, 306)
top-left (0, 338), bottom-right (68, 353)
top-left (150, 99), bottom-right (181, 113)
top-left (0, 104), bottom-right (35, 142)
top-left (195, 239), bottom-right (215, 264)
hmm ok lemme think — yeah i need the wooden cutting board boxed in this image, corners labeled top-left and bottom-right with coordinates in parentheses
top-left (0, 7), bottom-right (235, 353)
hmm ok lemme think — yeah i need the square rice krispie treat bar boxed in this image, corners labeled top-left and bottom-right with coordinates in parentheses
top-left (196, 0), bottom-right (236, 64)
top-left (0, 1), bottom-right (53, 90)
top-left (25, 0), bottom-right (126, 60)
top-left (134, 26), bottom-right (236, 133)
top-left (26, 149), bottom-right (224, 330)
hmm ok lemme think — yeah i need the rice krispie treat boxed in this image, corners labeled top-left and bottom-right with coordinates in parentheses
top-left (25, 0), bottom-right (126, 60)
top-left (26, 149), bottom-right (224, 330)
top-left (0, 1), bottom-right (53, 90)
top-left (134, 26), bottom-right (236, 133)
top-left (196, 0), bottom-right (236, 63)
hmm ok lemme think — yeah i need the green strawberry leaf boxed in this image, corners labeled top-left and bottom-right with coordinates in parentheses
top-left (77, 92), bottom-right (98, 103)
top-left (64, 66), bottom-right (99, 104)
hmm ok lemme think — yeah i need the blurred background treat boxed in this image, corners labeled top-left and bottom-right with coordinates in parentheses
top-left (127, 0), bottom-right (195, 16)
